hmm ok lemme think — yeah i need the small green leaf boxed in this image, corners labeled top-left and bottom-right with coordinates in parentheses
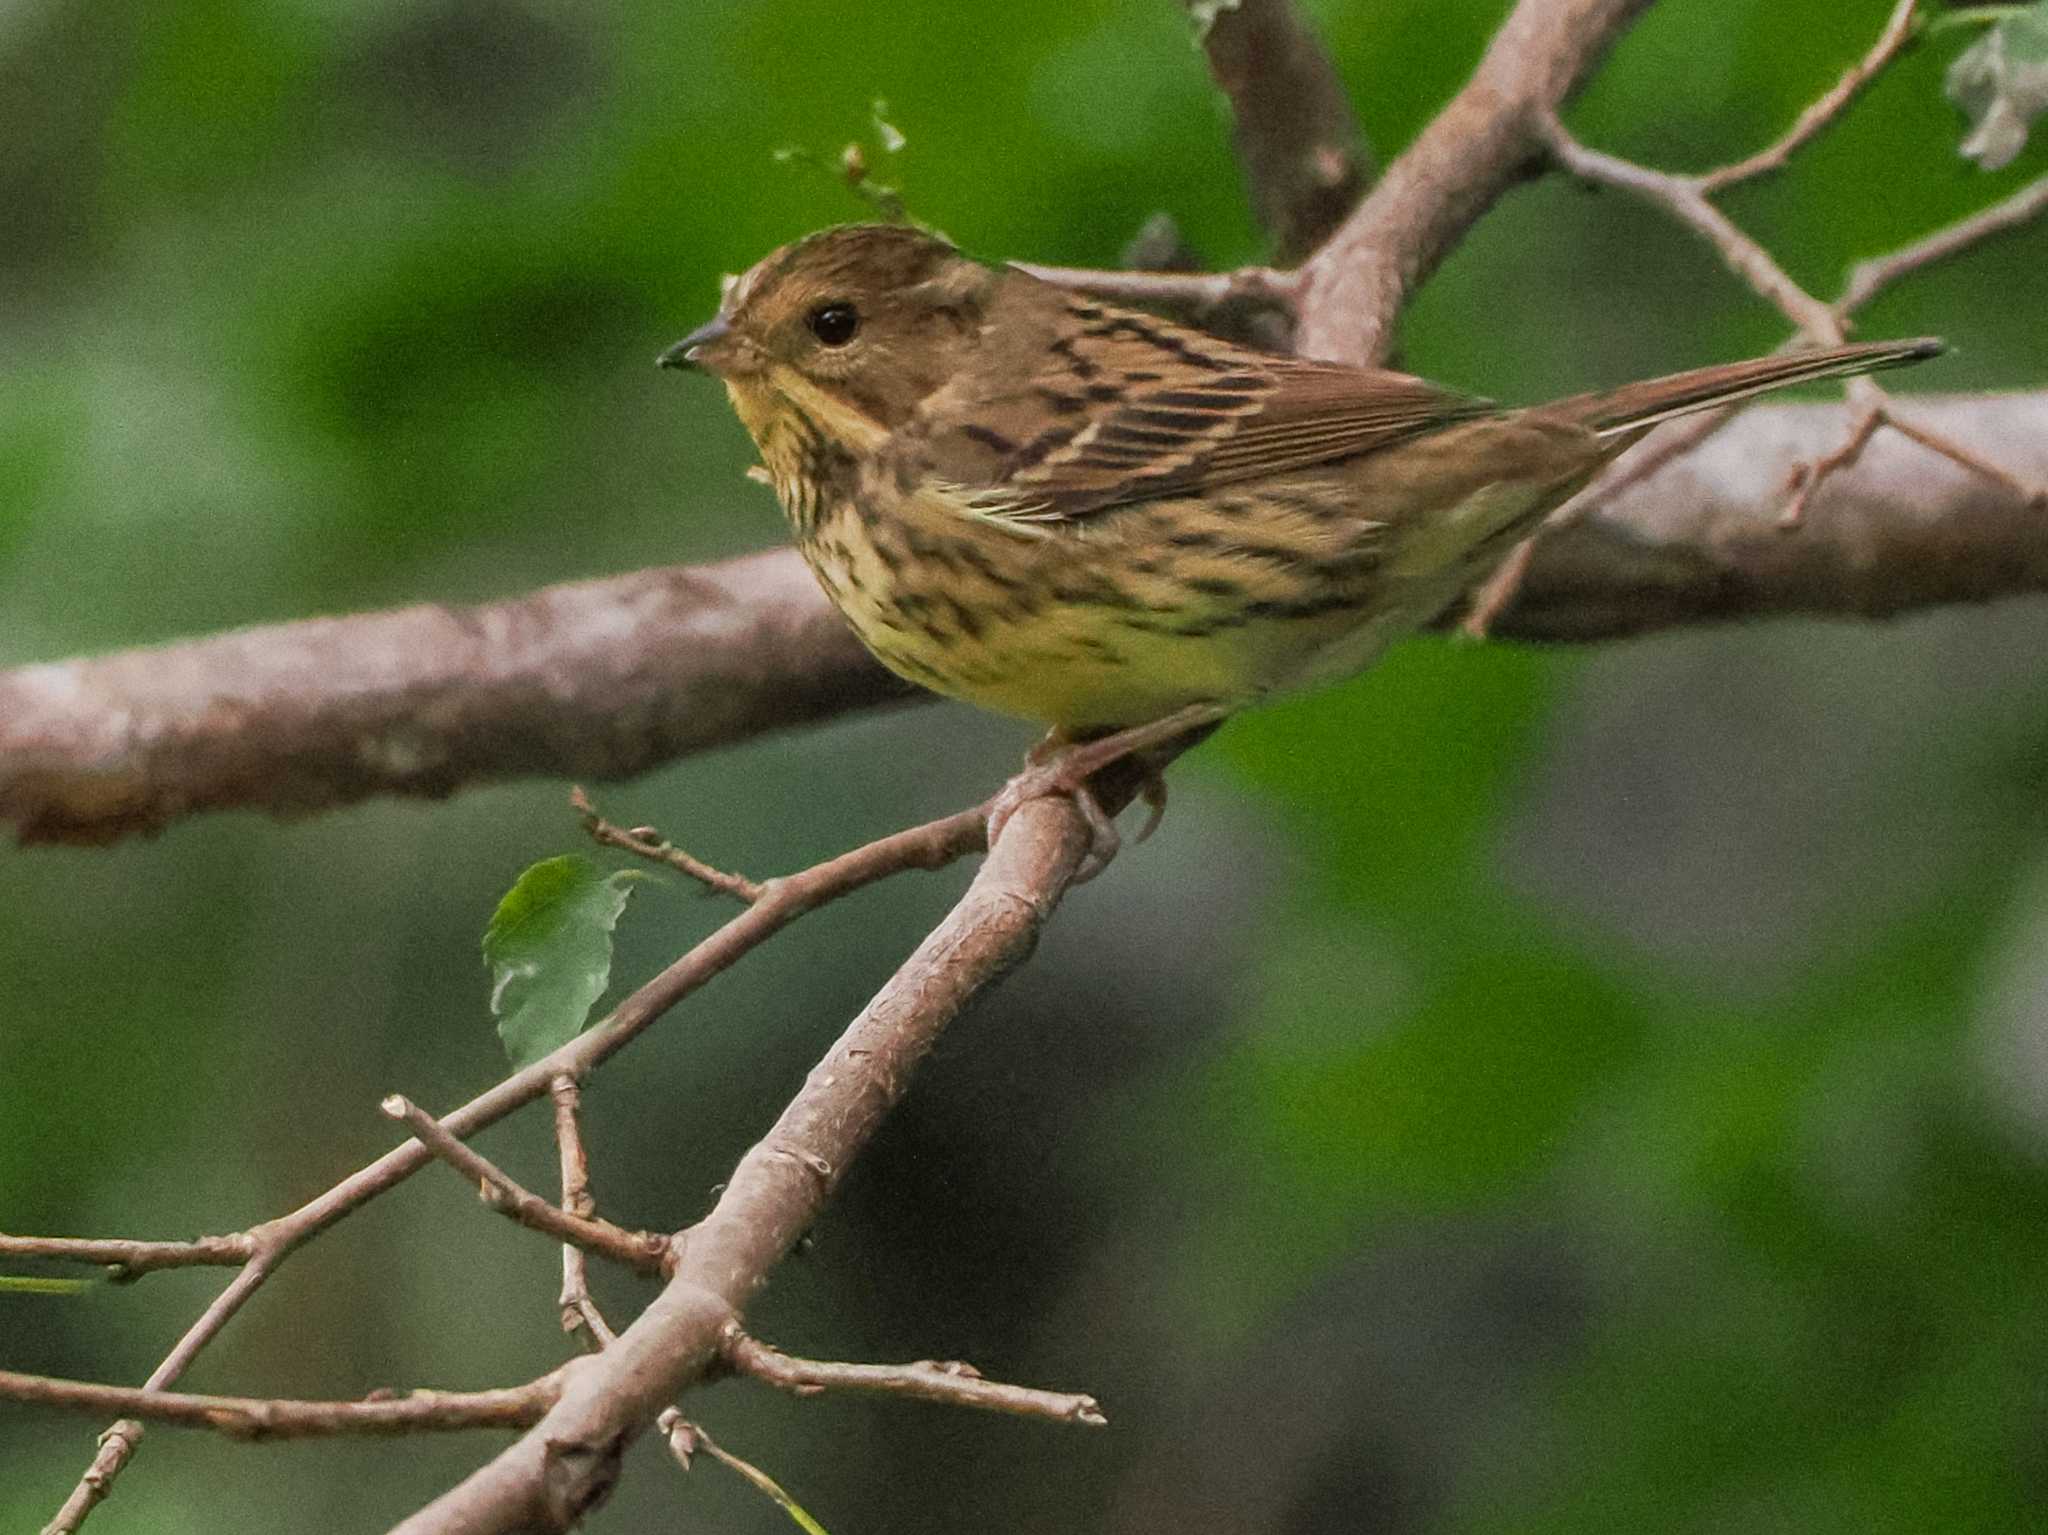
top-left (1946, 1), bottom-right (2048, 170)
top-left (483, 856), bottom-right (645, 1070)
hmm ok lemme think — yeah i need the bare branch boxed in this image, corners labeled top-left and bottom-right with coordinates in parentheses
top-left (550, 1076), bottom-right (609, 1347)
top-left (1477, 395), bottom-right (2048, 640)
top-left (9, 395), bottom-right (2048, 851)
top-left (380, 1096), bottom-right (668, 1275)
top-left (1697, 0), bottom-right (1922, 193)
top-left (1838, 172), bottom-right (2048, 317)
top-left (28, 797), bottom-right (989, 1527)
top-left (0, 1232), bottom-right (253, 1277)
top-left (1187, 0), bottom-right (1372, 259)
top-left (0, 1368), bottom-right (558, 1440)
top-left (1538, 110), bottom-right (1849, 344)
top-left (388, 795), bottom-right (1096, 1534)
top-left (723, 1328), bottom-right (1105, 1426)
top-left (1297, 0), bottom-right (1658, 363)
top-left (572, 786), bottom-right (765, 904)
top-left (0, 549), bottom-right (909, 847)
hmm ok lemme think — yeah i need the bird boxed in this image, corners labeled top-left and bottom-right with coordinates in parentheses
top-left (662, 222), bottom-right (1940, 860)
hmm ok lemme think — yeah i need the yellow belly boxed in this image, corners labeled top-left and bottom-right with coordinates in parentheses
top-left (788, 425), bottom-right (1597, 731)
top-left (795, 484), bottom-right (1371, 730)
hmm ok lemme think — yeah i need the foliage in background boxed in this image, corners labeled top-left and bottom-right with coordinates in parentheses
top-left (3, 1), bottom-right (2047, 1530)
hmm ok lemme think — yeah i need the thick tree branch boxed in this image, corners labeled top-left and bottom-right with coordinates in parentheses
top-left (1186, 0), bottom-right (1372, 260)
top-left (1494, 394), bottom-right (2048, 640)
top-left (1296, 0), bottom-right (1657, 363)
top-left (6, 396), bottom-right (2043, 850)
top-left (389, 796), bottom-right (1094, 1534)
top-left (0, 550), bottom-right (910, 846)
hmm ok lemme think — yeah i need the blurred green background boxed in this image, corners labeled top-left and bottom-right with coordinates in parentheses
top-left (5, 1), bottom-right (2048, 1530)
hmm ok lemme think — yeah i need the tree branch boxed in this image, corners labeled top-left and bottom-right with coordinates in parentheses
top-left (7, 395), bottom-right (2043, 850)
top-left (388, 795), bottom-right (1095, 1534)
top-left (1695, 0), bottom-right (1920, 193)
top-left (0, 1369), bottom-right (560, 1440)
top-left (721, 1328), bottom-right (1106, 1426)
top-left (0, 549), bottom-right (910, 846)
top-left (27, 794), bottom-right (992, 1530)
top-left (1186, 0), bottom-right (1372, 260)
top-left (1486, 395), bottom-right (2048, 640)
top-left (380, 1096), bottom-right (669, 1275)
top-left (1296, 0), bottom-right (1658, 363)
top-left (0, 1232), bottom-right (254, 1277)
top-left (1838, 172), bottom-right (2048, 317)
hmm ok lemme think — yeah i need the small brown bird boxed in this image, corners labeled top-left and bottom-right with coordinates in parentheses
top-left (664, 224), bottom-right (1939, 850)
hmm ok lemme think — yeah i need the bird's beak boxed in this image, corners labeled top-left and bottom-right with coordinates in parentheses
top-left (657, 316), bottom-right (734, 373)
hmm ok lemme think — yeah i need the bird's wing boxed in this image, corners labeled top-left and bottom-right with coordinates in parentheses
top-left (910, 303), bottom-right (1498, 524)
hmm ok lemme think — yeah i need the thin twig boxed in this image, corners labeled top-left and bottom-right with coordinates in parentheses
top-left (658, 1413), bottom-right (833, 1535)
top-left (1837, 172), bottom-right (2048, 318)
top-left (1539, 111), bottom-right (1847, 344)
top-left (0, 1368), bottom-right (559, 1439)
top-left (380, 1096), bottom-right (668, 1274)
top-left (1779, 400), bottom-right (1885, 525)
top-left (0, 1233), bottom-right (254, 1277)
top-left (35, 797), bottom-right (991, 1529)
top-left (572, 786), bottom-right (765, 904)
top-left (550, 1075), bottom-right (609, 1346)
top-left (1884, 408), bottom-right (2048, 510)
top-left (722, 1328), bottom-right (1105, 1426)
top-left (388, 795), bottom-right (1097, 1534)
top-left (1697, 0), bottom-right (1921, 193)
top-left (1537, 106), bottom-right (2048, 527)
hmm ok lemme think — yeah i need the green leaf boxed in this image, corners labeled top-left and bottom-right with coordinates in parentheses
top-left (482, 856), bottom-right (645, 1070)
top-left (1946, 1), bottom-right (2048, 170)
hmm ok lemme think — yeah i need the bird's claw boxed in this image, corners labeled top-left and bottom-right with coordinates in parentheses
top-left (984, 760), bottom-right (1123, 882)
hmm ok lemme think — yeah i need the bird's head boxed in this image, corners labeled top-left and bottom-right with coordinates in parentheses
top-left (662, 224), bottom-right (1002, 453)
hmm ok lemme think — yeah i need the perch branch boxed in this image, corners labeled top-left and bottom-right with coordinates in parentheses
top-left (9, 395), bottom-right (2047, 850)
top-left (388, 795), bottom-right (1098, 1534)
top-left (31, 790), bottom-right (992, 1530)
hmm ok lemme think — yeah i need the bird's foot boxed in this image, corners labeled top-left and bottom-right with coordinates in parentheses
top-left (983, 705), bottom-right (1226, 881)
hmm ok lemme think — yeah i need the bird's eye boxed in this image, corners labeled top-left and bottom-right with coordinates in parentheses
top-left (807, 303), bottom-right (860, 347)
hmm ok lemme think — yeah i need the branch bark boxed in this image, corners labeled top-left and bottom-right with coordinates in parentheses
top-left (389, 795), bottom-right (1094, 1534)
top-left (1188, 0), bottom-right (1372, 260)
top-left (7, 395), bottom-right (2043, 848)
top-left (1295, 0), bottom-right (1657, 363)
top-left (0, 550), bottom-right (910, 846)
top-left (1496, 394), bottom-right (2048, 639)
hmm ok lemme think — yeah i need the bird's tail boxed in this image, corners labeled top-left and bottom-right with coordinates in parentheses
top-left (1550, 337), bottom-right (1945, 437)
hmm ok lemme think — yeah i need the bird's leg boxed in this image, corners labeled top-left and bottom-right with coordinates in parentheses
top-left (984, 704), bottom-right (1226, 879)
